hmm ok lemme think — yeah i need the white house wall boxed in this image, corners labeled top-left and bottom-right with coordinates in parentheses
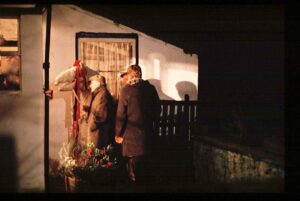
top-left (49, 5), bottom-right (198, 100)
top-left (0, 15), bottom-right (44, 192)
top-left (47, 5), bottom-right (198, 162)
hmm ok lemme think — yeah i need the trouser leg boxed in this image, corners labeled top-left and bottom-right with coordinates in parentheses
top-left (127, 156), bottom-right (144, 183)
top-left (127, 157), bottom-right (136, 182)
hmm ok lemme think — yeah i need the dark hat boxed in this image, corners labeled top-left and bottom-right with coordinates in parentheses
top-left (119, 71), bottom-right (127, 78)
top-left (127, 64), bottom-right (142, 78)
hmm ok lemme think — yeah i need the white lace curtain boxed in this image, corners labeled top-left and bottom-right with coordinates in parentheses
top-left (79, 41), bottom-right (133, 100)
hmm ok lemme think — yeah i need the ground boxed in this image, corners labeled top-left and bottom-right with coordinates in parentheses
top-left (49, 174), bottom-right (283, 193)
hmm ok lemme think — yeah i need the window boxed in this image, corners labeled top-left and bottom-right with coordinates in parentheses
top-left (0, 17), bottom-right (21, 91)
top-left (76, 32), bottom-right (138, 100)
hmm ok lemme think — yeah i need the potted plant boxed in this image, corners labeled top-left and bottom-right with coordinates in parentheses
top-left (58, 142), bottom-right (118, 192)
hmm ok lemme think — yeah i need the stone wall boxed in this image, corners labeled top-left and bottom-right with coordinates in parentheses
top-left (193, 136), bottom-right (284, 192)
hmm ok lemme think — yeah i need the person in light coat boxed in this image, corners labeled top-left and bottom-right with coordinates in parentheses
top-left (85, 74), bottom-right (114, 148)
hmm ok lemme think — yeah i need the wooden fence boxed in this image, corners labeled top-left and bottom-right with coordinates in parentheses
top-left (154, 95), bottom-right (199, 146)
top-left (151, 95), bottom-right (198, 181)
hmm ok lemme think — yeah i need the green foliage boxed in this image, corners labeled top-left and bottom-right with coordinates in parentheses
top-left (58, 142), bottom-right (118, 179)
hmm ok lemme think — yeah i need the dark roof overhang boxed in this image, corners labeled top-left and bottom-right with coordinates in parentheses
top-left (0, 4), bottom-right (44, 15)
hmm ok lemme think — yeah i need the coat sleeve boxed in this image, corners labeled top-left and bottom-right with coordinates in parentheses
top-left (115, 87), bottom-right (128, 137)
top-left (149, 85), bottom-right (161, 123)
top-left (153, 86), bottom-right (161, 119)
top-left (92, 91), bottom-right (108, 123)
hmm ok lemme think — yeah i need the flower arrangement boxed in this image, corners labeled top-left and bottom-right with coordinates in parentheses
top-left (58, 142), bottom-right (118, 179)
top-left (58, 142), bottom-right (78, 177)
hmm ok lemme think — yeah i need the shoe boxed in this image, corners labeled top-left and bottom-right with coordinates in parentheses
top-left (129, 172), bottom-right (136, 182)
top-left (128, 157), bottom-right (136, 183)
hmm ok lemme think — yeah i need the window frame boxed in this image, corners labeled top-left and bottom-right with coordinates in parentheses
top-left (0, 16), bottom-right (20, 56)
top-left (0, 16), bottom-right (22, 92)
top-left (75, 32), bottom-right (139, 65)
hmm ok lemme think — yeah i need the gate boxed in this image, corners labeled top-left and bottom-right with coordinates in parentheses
top-left (154, 95), bottom-right (199, 145)
top-left (151, 95), bottom-right (199, 187)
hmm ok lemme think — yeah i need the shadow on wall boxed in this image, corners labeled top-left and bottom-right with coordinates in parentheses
top-left (176, 81), bottom-right (197, 100)
top-left (148, 79), bottom-right (173, 100)
top-left (0, 94), bottom-right (38, 123)
top-left (0, 134), bottom-right (17, 192)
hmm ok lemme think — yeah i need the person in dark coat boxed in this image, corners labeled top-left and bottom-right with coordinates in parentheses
top-left (85, 74), bottom-right (114, 148)
top-left (115, 65), bottom-right (160, 183)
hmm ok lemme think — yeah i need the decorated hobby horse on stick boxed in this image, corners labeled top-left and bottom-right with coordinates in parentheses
top-left (54, 60), bottom-right (88, 155)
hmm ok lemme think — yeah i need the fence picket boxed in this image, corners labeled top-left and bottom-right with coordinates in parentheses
top-left (155, 95), bottom-right (198, 146)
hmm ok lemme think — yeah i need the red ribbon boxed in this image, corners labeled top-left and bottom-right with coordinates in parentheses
top-left (72, 62), bottom-right (87, 140)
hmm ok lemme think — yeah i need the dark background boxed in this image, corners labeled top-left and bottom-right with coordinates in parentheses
top-left (77, 3), bottom-right (284, 142)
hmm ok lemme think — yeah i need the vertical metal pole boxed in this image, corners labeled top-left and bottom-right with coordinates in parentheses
top-left (135, 34), bottom-right (139, 65)
top-left (43, 4), bottom-right (52, 193)
top-left (75, 33), bottom-right (78, 59)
